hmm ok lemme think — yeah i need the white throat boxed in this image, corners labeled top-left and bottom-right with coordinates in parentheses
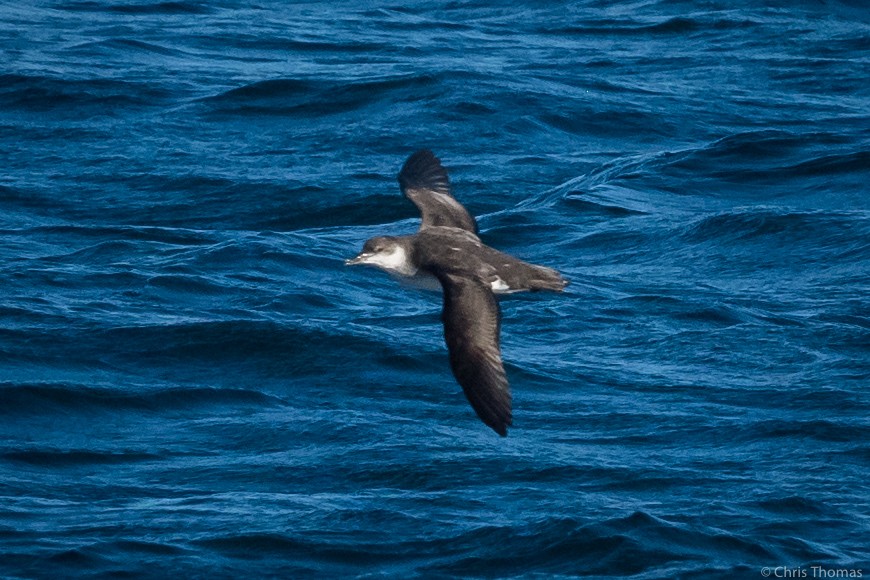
top-left (365, 245), bottom-right (416, 276)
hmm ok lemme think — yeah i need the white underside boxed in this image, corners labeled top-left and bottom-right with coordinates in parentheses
top-left (358, 247), bottom-right (517, 294)
top-left (395, 270), bottom-right (442, 292)
top-left (394, 270), bottom-right (516, 294)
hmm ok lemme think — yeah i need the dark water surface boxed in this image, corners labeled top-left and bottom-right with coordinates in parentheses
top-left (2, 1), bottom-right (869, 577)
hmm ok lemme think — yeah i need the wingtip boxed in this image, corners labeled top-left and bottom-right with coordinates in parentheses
top-left (486, 412), bottom-right (512, 437)
top-left (401, 149), bottom-right (439, 169)
top-left (408, 148), bottom-right (438, 163)
top-left (398, 149), bottom-right (447, 188)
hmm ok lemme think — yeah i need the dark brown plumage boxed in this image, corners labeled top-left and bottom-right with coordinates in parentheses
top-left (436, 271), bottom-right (511, 436)
top-left (347, 150), bottom-right (567, 436)
top-left (399, 150), bottom-right (478, 233)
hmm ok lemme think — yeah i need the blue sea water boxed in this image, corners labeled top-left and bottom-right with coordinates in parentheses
top-left (1, 0), bottom-right (869, 577)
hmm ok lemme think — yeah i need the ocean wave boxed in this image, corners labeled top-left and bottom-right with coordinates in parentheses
top-left (561, 192), bottom-right (648, 217)
top-left (25, 224), bottom-right (215, 246)
top-left (423, 513), bottom-right (771, 577)
top-left (69, 38), bottom-right (188, 58)
top-left (0, 74), bottom-right (171, 113)
top-left (740, 418), bottom-right (868, 443)
top-left (784, 150), bottom-right (870, 178)
top-left (539, 108), bottom-right (668, 138)
top-left (1, 449), bottom-right (162, 467)
top-left (50, 318), bottom-right (435, 382)
top-left (0, 382), bottom-right (286, 416)
top-left (198, 34), bottom-right (389, 54)
top-left (540, 15), bottom-right (759, 36)
top-left (658, 131), bottom-right (870, 192)
top-left (682, 209), bottom-right (870, 250)
top-left (185, 511), bottom-right (779, 577)
top-left (58, 1), bottom-right (212, 14)
top-left (202, 74), bottom-right (443, 116)
top-left (194, 532), bottom-right (312, 557)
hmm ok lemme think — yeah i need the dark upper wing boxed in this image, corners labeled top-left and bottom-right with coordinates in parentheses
top-left (435, 271), bottom-right (511, 436)
top-left (398, 150), bottom-right (478, 233)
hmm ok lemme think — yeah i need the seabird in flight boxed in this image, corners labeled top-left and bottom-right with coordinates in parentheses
top-left (346, 150), bottom-right (567, 436)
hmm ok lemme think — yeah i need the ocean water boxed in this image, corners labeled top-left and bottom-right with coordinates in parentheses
top-left (1, 0), bottom-right (869, 577)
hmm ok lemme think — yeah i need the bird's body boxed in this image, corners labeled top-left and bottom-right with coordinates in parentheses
top-left (346, 150), bottom-right (567, 436)
top-left (354, 228), bottom-right (566, 295)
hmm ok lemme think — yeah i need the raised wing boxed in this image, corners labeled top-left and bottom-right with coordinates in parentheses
top-left (435, 271), bottom-right (511, 436)
top-left (398, 150), bottom-right (478, 233)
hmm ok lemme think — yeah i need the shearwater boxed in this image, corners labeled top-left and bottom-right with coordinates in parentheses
top-left (346, 150), bottom-right (567, 436)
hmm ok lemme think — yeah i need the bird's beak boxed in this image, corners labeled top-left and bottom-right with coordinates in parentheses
top-left (345, 252), bottom-right (371, 266)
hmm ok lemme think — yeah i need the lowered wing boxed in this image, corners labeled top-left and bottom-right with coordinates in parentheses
top-left (435, 270), bottom-right (511, 436)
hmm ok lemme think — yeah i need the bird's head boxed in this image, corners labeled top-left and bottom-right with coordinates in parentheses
top-left (345, 236), bottom-right (413, 275)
